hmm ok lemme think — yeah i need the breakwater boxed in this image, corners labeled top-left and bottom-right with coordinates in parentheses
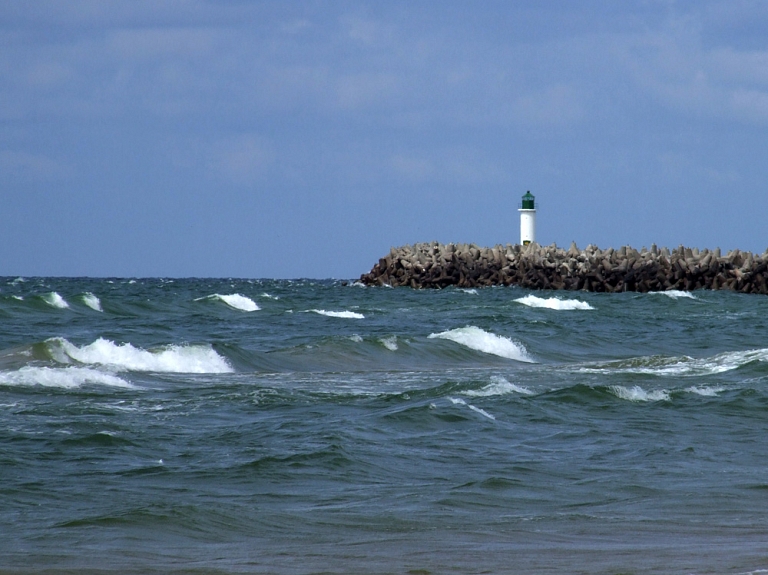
top-left (359, 242), bottom-right (768, 294)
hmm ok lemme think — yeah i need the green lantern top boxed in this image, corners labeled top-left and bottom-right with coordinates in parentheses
top-left (521, 191), bottom-right (535, 210)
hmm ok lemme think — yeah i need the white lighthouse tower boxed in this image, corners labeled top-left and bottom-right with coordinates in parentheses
top-left (519, 191), bottom-right (536, 245)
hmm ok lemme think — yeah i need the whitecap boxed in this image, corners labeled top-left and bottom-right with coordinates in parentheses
top-left (685, 386), bottom-right (725, 396)
top-left (609, 385), bottom-right (670, 402)
top-left (428, 326), bottom-right (534, 362)
top-left (651, 290), bottom-right (697, 300)
top-left (11, 295), bottom-right (23, 301)
top-left (311, 309), bottom-right (365, 319)
top-left (515, 294), bottom-right (593, 310)
top-left (82, 292), bottom-right (103, 312)
top-left (379, 336), bottom-right (398, 351)
top-left (464, 375), bottom-right (534, 397)
top-left (261, 293), bottom-right (279, 300)
top-left (449, 397), bottom-right (496, 420)
top-left (45, 337), bottom-right (233, 374)
top-left (197, 294), bottom-right (259, 312)
top-left (0, 366), bottom-right (133, 389)
top-left (349, 334), bottom-right (363, 343)
top-left (42, 292), bottom-right (69, 309)
top-left (459, 288), bottom-right (478, 295)
top-left (580, 348), bottom-right (768, 377)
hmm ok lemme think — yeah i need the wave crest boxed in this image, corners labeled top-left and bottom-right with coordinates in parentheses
top-left (198, 294), bottom-right (259, 312)
top-left (515, 295), bottom-right (593, 310)
top-left (42, 292), bottom-right (69, 309)
top-left (82, 292), bottom-right (103, 312)
top-left (45, 337), bottom-right (233, 374)
top-left (609, 385), bottom-right (670, 402)
top-left (651, 290), bottom-right (697, 299)
top-left (464, 375), bottom-right (534, 397)
top-left (0, 366), bottom-right (133, 389)
top-left (580, 348), bottom-right (768, 377)
top-left (311, 309), bottom-right (365, 319)
top-left (428, 326), bottom-right (534, 363)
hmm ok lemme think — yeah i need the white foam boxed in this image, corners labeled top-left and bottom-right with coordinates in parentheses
top-left (380, 336), bottom-right (398, 351)
top-left (311, 309), bottom-right (365, 319)
top-left (261, 293), bottom-right (279, 300)
top-left (428, 326), bottom-right (534, 362)
top-left (198, 293), bottom-right (259, 312)
top-left (652, 290), bottom-right (697, 299)
top-left (685, 386), bottom-right (724, 397)
top-left (464, 375), bottom-right (534, 397)
top-left (46, 337), bottom-right (233, 373)
top-left (42, 292), bottom-right (69, 309)
top-left (349, 334), bottom-right (363, 343)
top-left (582, 348), bottom-right (768, 377)
top-left (609, 385), bottom-right (670, 402)
top-left (449, 397), bottom-right (496, 420)
top-left (459, 288), bottom-right (478, 295)
top-left (11, 295), bottom-right (23, 301)
top-left (82, 292), bottom-right (103, 312)
top-left (0, 366), bottom-right (133, 389)
top-left (515, 294), bottom-right (593, 310)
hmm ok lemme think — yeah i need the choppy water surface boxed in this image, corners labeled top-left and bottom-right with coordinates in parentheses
top-left (2, 277), bottom-right (768, 574)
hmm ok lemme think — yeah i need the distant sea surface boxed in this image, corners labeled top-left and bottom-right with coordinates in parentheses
top-left (2, 277), bottom-right (768, 574)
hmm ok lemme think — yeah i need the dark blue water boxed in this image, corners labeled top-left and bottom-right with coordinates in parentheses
top-left (2, 278), bottom-right (768, 574)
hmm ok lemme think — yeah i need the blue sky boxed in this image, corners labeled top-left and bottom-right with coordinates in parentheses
top-left (2, 0), bottom-right (767, 278)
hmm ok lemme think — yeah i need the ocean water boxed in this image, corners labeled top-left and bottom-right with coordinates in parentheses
top-left (2, 277), bottom-right (768, 574)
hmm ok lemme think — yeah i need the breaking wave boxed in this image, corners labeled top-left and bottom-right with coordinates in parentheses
top-left (379, 336), bottom-right (398, 351)
top-left (609, 385), bottom-right (670, 402)
top-left (42, 292), bottom-right (69, 309)
top-left (515, 295), bottom-right (593, 310)
top-left (464, 375), bottom-right (534, 397)
top-left (428, 326), bottom-right (534, 363)
top-left (579, 348), bottom-right (768, 377)
top-left (449, 397), bottom-right (496, 420)
top-left (44, 337), bottom-right (233, 373)
top-left (651, 290), bottom-right (697, 300)
top-left (0, 366), bottom-right (133, 389)
top-left (81, 293), bottom-right (103, 312)
top-left (311, 310), bottom-right (365, 319)
top-left (197, 294), bottom-right (259, 312)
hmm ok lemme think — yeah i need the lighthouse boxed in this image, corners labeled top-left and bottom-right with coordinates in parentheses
top-left (519, 191), bottom-right (536, 245)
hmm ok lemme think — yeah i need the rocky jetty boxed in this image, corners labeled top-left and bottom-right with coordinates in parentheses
top-left (359, 242), bottom-right (768, 294)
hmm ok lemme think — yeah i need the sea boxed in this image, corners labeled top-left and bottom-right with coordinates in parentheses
top-left (2, 277), bottom-right (768, 575)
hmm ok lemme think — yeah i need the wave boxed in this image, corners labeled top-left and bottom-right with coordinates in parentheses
top-left (197, 294), bottom-right (259, 312)
top-left (578, 348), bottom-right (768, 377)
top-left (42, 292), bottom-right (69, 309)
top-left (651, 290), bottom-right (697, 299)
top-left (609, 385), bottom-right (670, 402)
top-left (0, 366), bottom-right (133, 389)
top-left (379, 336), bottom-right (398, 351)
top-left (261, 293), bottom-right (279, 300)
top-left (44, 337), bottom-right (233, 374)
top-left (449, 397), bottom-right (496, 420)
top-left (464, 375), bottom-right (534, 397)
top-left (311, 309), bottom-right (365, 319)
top-left (515, 295), bottom-right (593, 310)
top-left (459, 288), bottom-right (478, 295)
top-left (685, 385), bottom-right (725, 396)
top-left (81, 292), bottom-right (103, 312)
top-left (428, 326), bottom-right (534, 363)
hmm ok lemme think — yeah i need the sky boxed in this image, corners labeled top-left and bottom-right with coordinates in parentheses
top-left (1, 0), bottom-right (767, 278)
